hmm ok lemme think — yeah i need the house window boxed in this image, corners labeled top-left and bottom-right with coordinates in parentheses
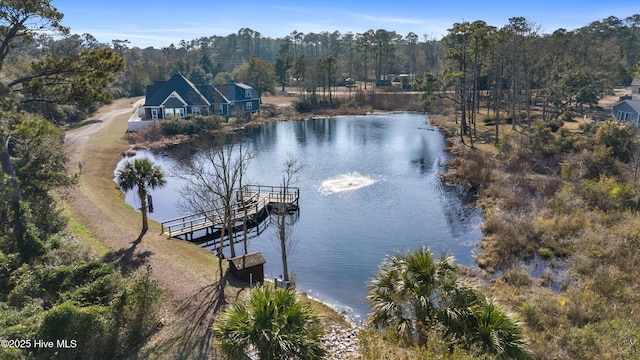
top-left (191, 107), bottom-right (201, 115)
top-left (151, 109), bottom-right (158, 120)
top-left (165, 108), bottom-right (185, 118)
top-left (246, 102), bottom-right (253, 111)
top-left (616, 111), bottom-right (628, 121)
top-left (245, 89), bottom-right (252, 98)
top-left (219, 104), bottom-right (225, 115)
top-left (618, 111), bottom-right (634, 121)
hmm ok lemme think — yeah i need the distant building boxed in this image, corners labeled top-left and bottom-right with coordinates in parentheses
top-left (611, 98), bottom-right (640, 126)
top-left (131, 74), bottom-right (260, 129)
top-left (611, 76), bottom-right (640, 126)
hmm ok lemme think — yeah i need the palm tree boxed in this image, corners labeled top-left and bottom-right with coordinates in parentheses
top-left (213, 286), bottom-right (326, 360)
top-left (366, 247), bottom-right (532, 359)
top-left (366, 247), bottom-right (460, 345)
top-left (116, 158), bottom-right (166, 235)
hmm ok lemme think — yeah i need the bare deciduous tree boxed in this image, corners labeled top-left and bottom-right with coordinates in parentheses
top-left (272, 157), bottom-right (305, 286)
top-left (172, 133), bottom-right (254, 259)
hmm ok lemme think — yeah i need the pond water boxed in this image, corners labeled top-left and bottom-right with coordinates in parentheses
top-left (116, 113), bottom-right (482, 323)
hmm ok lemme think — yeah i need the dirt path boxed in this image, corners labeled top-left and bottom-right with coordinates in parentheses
top-left (65, 98), bottom-right (228, 359)
top-left (66, 99), bottom-right (142, 154)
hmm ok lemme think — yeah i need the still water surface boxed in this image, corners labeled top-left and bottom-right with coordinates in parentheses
top-left (116, 113), bottom-right (482, 322)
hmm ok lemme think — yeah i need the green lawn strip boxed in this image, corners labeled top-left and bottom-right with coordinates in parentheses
top-left (62, 207), bottom-right (111, 257)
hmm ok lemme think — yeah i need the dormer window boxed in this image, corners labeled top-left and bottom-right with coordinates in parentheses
top-left (245, 89), bottom-right (251, 98)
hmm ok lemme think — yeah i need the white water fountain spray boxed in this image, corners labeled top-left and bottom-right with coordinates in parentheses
top-left (318, 172), bottom-right (377, 195)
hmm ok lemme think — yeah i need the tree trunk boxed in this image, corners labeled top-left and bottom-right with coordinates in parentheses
top-left (0, 135), bottom-right (21, 207)
top-left (495, 87), bottom-right (501, 144)
top-left (140, 191), bottom-right (148, 233)
top-left (242, 206), bottom-right (249, 255)
top-left (226, 208), bottom-right (236, 259)
top-left (218, 225), bottom-right (226, 258)
top-left (279, 208), bottom-right (289, 284)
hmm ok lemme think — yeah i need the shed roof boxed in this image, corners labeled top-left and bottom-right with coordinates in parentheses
top-left (228, 252), bottom-right (266, 270)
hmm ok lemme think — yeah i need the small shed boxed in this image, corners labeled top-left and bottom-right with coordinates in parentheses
top-left (228, 252), bottom-right (266, 284)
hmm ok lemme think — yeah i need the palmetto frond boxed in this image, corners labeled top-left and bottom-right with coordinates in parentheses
top-left (365, 247), bottom-right (532, 358)
top-left (213, 286), bottom-right (326, 360)
top-left (474, 301), bottom-right (532, 360)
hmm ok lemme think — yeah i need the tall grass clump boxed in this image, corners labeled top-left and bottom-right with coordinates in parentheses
top-left (446, 145), bottom-right (494, 191)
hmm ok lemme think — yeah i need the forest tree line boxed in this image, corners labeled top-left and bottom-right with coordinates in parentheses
top-left (5, 14), bottom-right (640, 125)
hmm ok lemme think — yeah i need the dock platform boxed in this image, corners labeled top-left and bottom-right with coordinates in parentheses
top-left (160, 184), bottom-right (299, 240)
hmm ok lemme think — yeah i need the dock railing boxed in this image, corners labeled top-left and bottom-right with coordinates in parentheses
top-left (161, 184), bottom-right (299, 239)
top-left (238, 184), bottom-right (299, 207)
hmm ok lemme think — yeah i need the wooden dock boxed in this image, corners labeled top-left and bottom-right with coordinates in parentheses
top-left (160, 184), bottom-right (299, 240)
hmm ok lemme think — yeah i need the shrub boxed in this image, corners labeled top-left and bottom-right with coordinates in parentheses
top-left (579, 120), bottom-right (599, 134)
top-left (579, 175), bottom-right (636, 212)
top-left (566, 289), bottom-right (607, 327)
top-left (293, 96), bottom-right (317, 113)
top-left (125, 121), bottom-right (163, 143)
top-left (582, 145), bottom-right (620, 180)
top-left (160, 115), bottom-right (221, 136)
top-left (447, 147), bottom-right (494, 191)
top-left (595, 120), bottom-right (635, 162)
top-left (112, 266), bottom-right (163, 349)
top-left (482, 114), bottom-right (496, 125)
top-left (358, 327), bottom-right (483, 360)
top-left (36, 301), bottom-right (113, 359)
top-left (518, 301), bottom-right (544, 332)
top-left (502, 265), bottom-right (533, 287)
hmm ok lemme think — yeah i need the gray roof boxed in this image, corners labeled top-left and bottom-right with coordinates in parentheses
top-left (144, 74), bottom-right (258, 108)
top-left (220, 83), bottom-right (257, 102)
top-left (612, 99), bottom-right (640, 117)
top-left (163, 96), bottom-right (185, 108)
top-left (144, 74), bottom-right (210, 107)
top-left (625, 99), bottom-right (640, 113)
top-left (228, 252), bottom-right (266, 270)
top-left (632, 76), bottom-right (640, 86)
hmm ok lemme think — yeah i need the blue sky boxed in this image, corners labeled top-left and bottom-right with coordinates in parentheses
top-left (52, 0), bottom-right (639, 48)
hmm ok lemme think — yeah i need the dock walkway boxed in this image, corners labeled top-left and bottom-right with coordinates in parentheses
top-left (160, 184), bottom-right (299, 240)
